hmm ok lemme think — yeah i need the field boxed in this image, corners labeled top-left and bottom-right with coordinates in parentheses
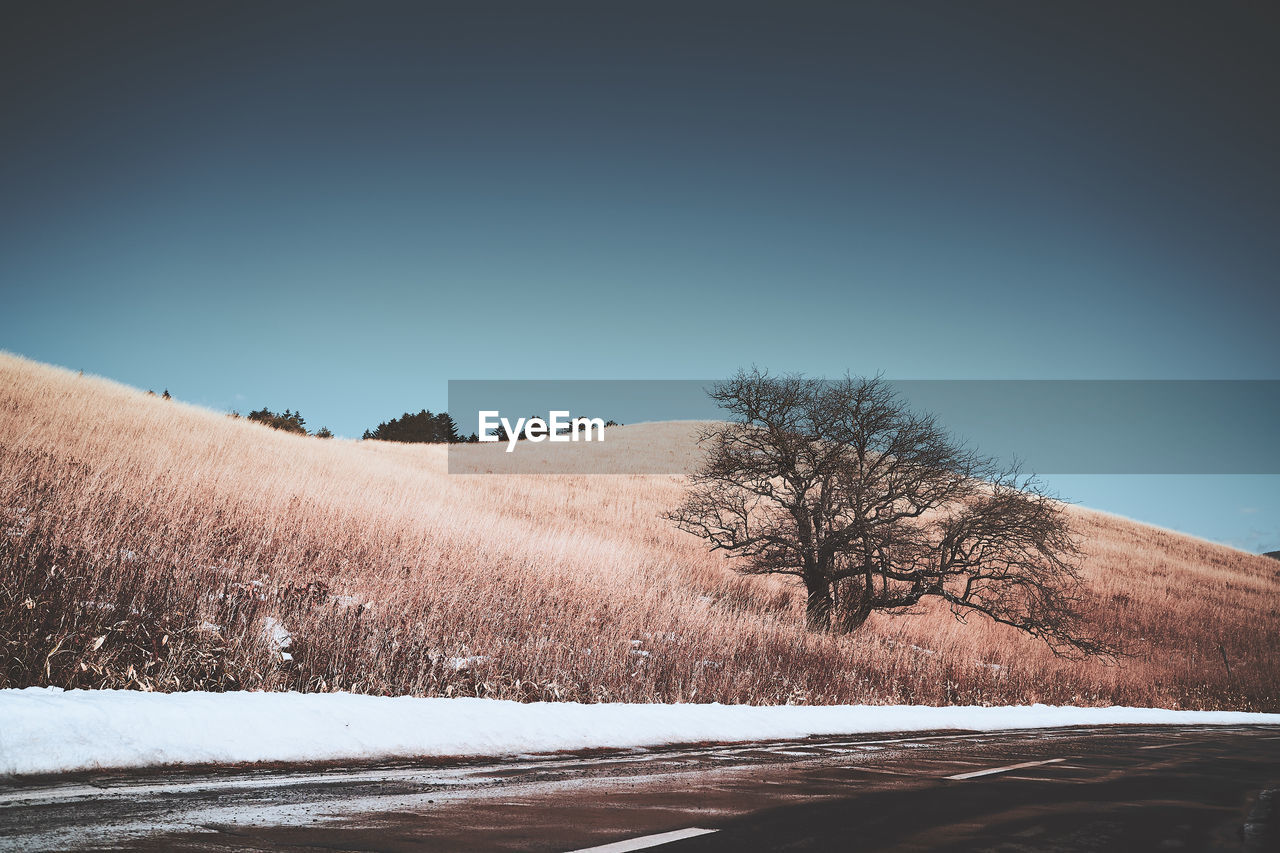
top-left (2, 353), bottom-right (1277, 710)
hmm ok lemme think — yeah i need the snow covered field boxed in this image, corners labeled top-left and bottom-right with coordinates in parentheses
top-left (3, 687), bottom-right (1278, 777)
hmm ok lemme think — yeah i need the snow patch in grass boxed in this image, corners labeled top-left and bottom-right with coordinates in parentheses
top-left (262, 617), bottom-right (292, 650)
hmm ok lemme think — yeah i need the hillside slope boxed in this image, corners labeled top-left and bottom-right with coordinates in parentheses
top-left (2, 353), bottom-right (1277, 709)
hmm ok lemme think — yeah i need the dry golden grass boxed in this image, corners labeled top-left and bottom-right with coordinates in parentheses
top-left (2, 352), bottom-right (1277, 709)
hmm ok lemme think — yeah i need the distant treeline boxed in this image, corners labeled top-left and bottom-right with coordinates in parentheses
top-left (364, 411), bottom-right (620, 443)
top-left (220, 397), bottom-right (617, 443)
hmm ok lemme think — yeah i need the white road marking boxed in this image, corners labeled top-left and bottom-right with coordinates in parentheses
top-left (846, 766), bottom-right (915, 777)
top-left (1138, 741), bottom-right (1198, 750)
top-left (568, 827), bottom-right (719, 852)
top-left (946, 758), bottom-right (1065, 780)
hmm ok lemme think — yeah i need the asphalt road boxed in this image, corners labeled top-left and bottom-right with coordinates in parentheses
top-left (1, 725), bottom-right (1277, 852)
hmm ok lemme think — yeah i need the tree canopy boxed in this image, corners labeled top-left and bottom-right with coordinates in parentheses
top-left (246, 407), bottom-right (308, 435)
top-left (362, 410), bottom-right (460, 443)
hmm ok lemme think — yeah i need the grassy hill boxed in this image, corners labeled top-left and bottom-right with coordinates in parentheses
top-left (2, 353), bottom-right (1277, 709)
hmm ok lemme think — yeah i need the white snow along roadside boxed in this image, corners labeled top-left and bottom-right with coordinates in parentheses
top-left (2, 687), bottom-right (1277, 777)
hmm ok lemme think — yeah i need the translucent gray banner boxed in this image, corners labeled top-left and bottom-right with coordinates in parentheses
top-left (447, 380), bottom-right (1280, 475)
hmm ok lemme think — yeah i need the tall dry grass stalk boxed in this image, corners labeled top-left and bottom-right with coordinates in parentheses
top-left (1, 352), bottom-right (1277, 709)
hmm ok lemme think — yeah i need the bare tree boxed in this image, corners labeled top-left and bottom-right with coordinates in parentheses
top-left (668, 369), bottom-right (1112, 658)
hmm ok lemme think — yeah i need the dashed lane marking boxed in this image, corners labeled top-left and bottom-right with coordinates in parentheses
top-left (946, 758), bottom-right (1065, 781)
top-left (844, 766), bottom-right (916, 777)
top-left (567, 827), bottom-right (719, 852)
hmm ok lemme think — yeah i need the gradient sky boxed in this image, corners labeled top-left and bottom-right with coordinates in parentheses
top-left (2, 2), bottom-right (1277, 551)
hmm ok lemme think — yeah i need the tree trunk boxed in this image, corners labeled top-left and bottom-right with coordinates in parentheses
top-left (833, 577), bottom-right (874, 634)
top-left (837, 602), bottom-right (873, 634)
top-left (805, 583), bottom-right (832, 632)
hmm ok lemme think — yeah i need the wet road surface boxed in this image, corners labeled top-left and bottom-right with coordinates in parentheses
top-left (1, 725), bottom-right (1277, 851)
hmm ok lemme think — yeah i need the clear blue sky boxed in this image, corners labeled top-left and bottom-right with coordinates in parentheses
top-left (2, 2), bottom-right (1276, 552)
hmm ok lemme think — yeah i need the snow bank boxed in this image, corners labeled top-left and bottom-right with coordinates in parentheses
top-left (2, 687), bottom-right (1277, 777)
